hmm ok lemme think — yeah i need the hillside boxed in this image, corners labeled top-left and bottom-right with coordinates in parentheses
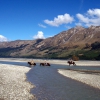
top-left (0, 26), bottom-right (100, 60)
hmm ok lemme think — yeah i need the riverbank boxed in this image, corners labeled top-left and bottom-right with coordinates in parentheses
top-left (58, 69), bottom-right (100, 89)
top-left (0, 63), bottom-right (36, 100)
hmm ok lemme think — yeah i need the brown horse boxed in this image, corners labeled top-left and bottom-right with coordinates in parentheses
top-left (40, 63), bottom-right (45, 66)
top-left (28, 62), bottom-right (36, 67)
top-left (46, 63), bottom-right (50, 66)
top-left (40, 63), bottom-right (50, 66)
top-left (67, 61), bottom-right (76, 66)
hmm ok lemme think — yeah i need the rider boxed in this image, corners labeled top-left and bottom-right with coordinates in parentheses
top-left (44, 60), bottom-right (47, 65)
top-left (31, 59), bottom-right (34, 64)
top-left (70, 58), bottom-right (73, 63)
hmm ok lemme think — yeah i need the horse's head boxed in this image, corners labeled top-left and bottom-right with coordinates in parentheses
top-left (67, 61), bottom-right (70, 63)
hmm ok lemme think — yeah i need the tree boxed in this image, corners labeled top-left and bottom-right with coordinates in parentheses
top-left (91, 41), bottom-right (100, 49)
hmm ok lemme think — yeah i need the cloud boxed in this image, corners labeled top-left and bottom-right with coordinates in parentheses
top-left (38, 24), bottom-right (46, 28)
top-left (76, 9), bottom-right (100, 27)
top-left (0, 35), bottom-right (8, 42)
top-left (33, 31), bottom-right (45, 39)
top-left (44, 13), bottom-right (74, 27)
top-left (65, 25), bottom-right (71, 29)
top-left (75, 22), bottom-right (82, 26)
top-left (87, 9), bottom-right (100, 17)
top-left (76, 14), bottom-right (89, 23)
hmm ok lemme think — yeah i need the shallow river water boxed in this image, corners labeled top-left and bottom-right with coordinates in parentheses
top-left (26, 64), bottom-right (100, 100)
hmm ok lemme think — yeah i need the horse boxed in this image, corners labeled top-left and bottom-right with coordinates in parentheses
top-left (46, 63), bottom-right (50, 66)
top-left (27, 62), bottom-right (36, 67)
top-left (67, 60), bottom-right (76, 66)
top-left (40, 63), bottom-right (45, 66)
top-left (40, 63), bottom-right (50, 66)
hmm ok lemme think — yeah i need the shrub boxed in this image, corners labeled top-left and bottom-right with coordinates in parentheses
top-left (72, 55), bottom-right (79, 61)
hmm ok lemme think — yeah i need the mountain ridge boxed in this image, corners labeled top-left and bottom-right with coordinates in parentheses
top-left (0, 25), bottom-right (100, 59)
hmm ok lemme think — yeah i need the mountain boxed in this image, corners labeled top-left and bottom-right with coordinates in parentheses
top-left (0, 26), bottom-right (100, 60)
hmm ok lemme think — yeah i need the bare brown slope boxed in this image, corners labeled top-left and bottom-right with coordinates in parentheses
top-left (0, 26), bottom-right (100, 57)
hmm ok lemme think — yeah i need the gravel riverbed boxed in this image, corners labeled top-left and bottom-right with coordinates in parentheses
top-left (58, 69), bottom-right (100, 89)
top-left (0, 63), bottom-right (36, 100)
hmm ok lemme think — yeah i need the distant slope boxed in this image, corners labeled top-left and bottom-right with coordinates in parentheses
top-left (0, 26), bottom-right (100, 59)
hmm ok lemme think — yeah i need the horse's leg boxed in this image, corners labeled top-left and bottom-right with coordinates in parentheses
top-left (73, 62), bottom-right (76, 66)
top-left (44, 63), bottom-right (46, 66)
top-left (33, 63), bottom-right (35, 66)
top-left (48, 63), bottom-right (50, 66)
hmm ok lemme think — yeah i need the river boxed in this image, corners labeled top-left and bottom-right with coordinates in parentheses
top-left (0, 59), bottom-right (100, 100)
top-left (26, 63), bottom-right (100, 100)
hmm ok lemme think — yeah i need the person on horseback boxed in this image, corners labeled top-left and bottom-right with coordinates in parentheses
top-left (67, 58), bottom-right (76, 66)
top-left (44, 60), bottom-right (47, 65)
top-left (70, 58), bottom-right (73, 63)
top-left (31, 59), bottom-right (34, 64)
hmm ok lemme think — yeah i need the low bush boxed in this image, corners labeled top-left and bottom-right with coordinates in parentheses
top-left (72, 55), bottom-right (79, 61)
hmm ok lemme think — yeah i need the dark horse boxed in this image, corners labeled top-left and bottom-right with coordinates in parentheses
top-left (67, 61), bottom-right (76, 66)
top-left (27, 62), bottom-right (36, 67)
top-left (40, 63), bottom-right (50, 66)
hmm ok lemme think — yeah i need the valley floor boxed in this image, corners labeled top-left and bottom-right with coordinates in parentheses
top-left (0, 58), bottom-right (100, 100)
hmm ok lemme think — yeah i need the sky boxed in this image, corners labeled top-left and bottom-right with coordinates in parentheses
top-left (0, 0), bottom-right (100, 42)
